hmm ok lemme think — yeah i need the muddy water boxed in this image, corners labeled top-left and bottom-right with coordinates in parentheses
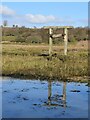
top-left (2, 77), bottom-right (88, 118)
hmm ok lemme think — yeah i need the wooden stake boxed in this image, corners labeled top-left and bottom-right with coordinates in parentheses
top-left (64, 28), bottom-right (68, 55)
top-left (49, 28), bottom-right (53, 56)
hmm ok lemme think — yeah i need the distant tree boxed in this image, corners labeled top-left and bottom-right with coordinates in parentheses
top-left (3, 20), bottom-right (8, 27)
top-left (16, 25), bottom-right (18, 28)
top-left (21, 26), bottom-right (25, 28)
top-left (13, 25), bottom-right (15, 28)
top-left (34, 26), bottom-right (37, 28)
top-left (0, 25), bottom-right (3, 28)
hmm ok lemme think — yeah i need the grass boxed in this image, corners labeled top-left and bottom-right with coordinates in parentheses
top-left (2, 41), bottom-right (89, 82)
top-left (2, 36), bottom-right (16, 42)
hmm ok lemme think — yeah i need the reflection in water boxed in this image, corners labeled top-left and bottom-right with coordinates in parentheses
top-left (46, 81), bottom-right (67, 108)
top-left (62, 82), bottom-right (66, 108)
top-left (2, 77), bottom-right (88, 118)
top-left (48, 80), bottom-right (52, 106)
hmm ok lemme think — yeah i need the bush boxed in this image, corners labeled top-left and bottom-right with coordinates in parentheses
top-left (26, 35), bottom-right (42, 43)
top-left (15, 36), bottom-right (26, 43)
top-left (71, 37), bottom-right (77, 43)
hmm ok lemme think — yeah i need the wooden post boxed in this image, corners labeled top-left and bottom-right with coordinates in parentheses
top-left (64, 28), bottom-right (68, 55)
top-left (49, 28), bottom-right (53, 56)
top-left (43, 26), bottom-right (73, 56)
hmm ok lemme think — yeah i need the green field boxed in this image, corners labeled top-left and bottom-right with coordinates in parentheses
top-left (2, 41), bottom-right (88, 82)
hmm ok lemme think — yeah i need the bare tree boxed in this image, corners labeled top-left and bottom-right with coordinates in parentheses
top-left (3, 20), bottom-right (8, 27)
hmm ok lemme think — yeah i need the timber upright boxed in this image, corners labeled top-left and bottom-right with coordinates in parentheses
top-left (43, 26), bottom-right (73, 56)
top-left (49, 28), bottom-right (53, 57)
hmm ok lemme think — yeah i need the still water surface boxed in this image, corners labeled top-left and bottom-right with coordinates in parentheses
top-left (1, 77), bottom-right (88, 118)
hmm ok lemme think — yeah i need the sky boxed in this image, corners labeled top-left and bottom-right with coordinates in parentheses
top-left (0, 2), bottom-right (88, 28)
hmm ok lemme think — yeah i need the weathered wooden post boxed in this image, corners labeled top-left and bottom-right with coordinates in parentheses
top-left (43, 26), bottom-right (73, 56)
top-left (49, 28), bottom-right (53, 56)
top-left (64, 27), bottom-right (68, 56)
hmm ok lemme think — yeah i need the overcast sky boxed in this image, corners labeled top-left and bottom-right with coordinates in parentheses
top-left (0, 2), bottom-right (88, 27)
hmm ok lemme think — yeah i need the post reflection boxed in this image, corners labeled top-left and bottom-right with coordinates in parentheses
top-left (62, 82), bottom-right (67, 108)
top-left (46, 80), bottom-right (67, 108)
top-left (48, 80), bottom-right (52, 106)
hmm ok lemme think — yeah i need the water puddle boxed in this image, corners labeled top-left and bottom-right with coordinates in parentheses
top-left (1, 77), bottom-right (88, 118)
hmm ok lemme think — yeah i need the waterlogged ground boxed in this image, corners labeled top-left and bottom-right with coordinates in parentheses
top-left (1, 77), bottom-right (89, 118)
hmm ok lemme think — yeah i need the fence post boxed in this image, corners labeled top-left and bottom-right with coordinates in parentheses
top-left (49, 28), bottom-right (53, 56)
top-left (64, 28), bottom-right (68, 55)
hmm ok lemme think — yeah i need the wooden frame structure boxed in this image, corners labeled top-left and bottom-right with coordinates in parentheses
top-left (43, 26), bottom-right (73, 56)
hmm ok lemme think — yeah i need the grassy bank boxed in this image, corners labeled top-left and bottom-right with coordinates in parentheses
top-left (2, 42), bottom-right (88, 82)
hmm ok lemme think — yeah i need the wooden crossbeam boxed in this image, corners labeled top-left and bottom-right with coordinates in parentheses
top-left (43, 26), bottom-right (73, 29)
top-left (52, 34), bottom-right (62, 38)
top-left (42, 26), bottom-right (73, 56)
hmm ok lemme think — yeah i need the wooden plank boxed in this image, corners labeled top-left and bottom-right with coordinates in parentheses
top-left (52, 34), bottom-right (62, 38)
top-left (64, 28), bottom-right (68, 55)
top-left (43, 26), bottom-right (73, 29)
top-left (49, 28), bottom-right (53, 56)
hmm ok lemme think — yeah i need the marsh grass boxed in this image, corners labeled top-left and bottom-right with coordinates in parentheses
top-left (2, 43), bottom-right (88, 82)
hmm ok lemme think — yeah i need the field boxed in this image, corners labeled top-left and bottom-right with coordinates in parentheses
top-left (2, 41), bottom-right (88, 82)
